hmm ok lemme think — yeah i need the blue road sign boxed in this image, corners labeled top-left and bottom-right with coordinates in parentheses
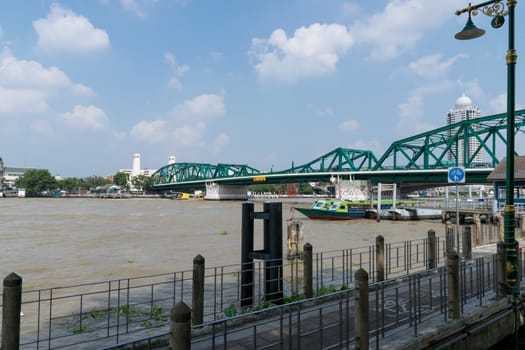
top-left (448, 167), bottom-right (465, 183)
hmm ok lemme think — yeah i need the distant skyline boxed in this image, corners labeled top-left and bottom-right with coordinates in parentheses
top-left (0, 1), bottom-right (523, 177)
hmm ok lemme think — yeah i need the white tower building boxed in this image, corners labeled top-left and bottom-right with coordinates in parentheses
top-left (447, 94), bottom-right (482, 166)
top-left (132, 153), bottom-right (141, 177)
top-left (168, 156), bottom-right (176, 165)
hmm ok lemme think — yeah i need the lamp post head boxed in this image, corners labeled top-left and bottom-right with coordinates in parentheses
top-left (455, 13), bottom-right (486, 40)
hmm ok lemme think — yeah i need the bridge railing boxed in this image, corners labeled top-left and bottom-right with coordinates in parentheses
top-left (0, 231), bottom-right (502, 349)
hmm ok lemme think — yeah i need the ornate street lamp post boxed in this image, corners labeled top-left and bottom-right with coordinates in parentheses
top-left (455, 0), bottom-right (518, 295)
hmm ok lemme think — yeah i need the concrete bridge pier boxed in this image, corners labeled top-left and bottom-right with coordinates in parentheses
top-left (204, 182), bottom-right (249, 200)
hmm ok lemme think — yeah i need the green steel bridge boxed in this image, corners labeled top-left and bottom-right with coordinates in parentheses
top-left (151, 110), bottom-right (525, 193)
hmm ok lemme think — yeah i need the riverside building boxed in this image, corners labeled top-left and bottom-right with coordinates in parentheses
top-left (446, 94), bottom-right (483, 166)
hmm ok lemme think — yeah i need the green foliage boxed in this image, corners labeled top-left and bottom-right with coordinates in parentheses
top-left (70, 304), bottom-right (167, 334)
top-left (249, 184), bottom-right (285, 193)
top-left (298, 182), bottom-right (313, 194)
top-left (131, 174), bottom-right (152, 192)
top-left (84, 176), bottom-right (111, 189)
top-left (15, 169), bottom-right (58, 197)
top-left (283, 291), bottom-right (305, 303)
top-left (113, 172), bottom-right (129, 189)
top-left (224, 304), bottom-right (237, 317)
top-left (71, 324), bottom-right (93, 334)
top-left (220, 230), bottom-right (228, 236)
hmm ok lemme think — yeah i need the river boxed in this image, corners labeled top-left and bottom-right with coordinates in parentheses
top-left (0, 198), bottom-right (445, 290)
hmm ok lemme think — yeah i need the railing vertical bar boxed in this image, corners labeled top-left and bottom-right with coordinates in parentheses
top-left (48, 289), bottom-right (53, 349)
top-left (36, 289), bottom-right (41, 349)
top-left (116, 280), bottom-right (121, 342)
top-left (79, 294), bottom-right (84, 334)
top-left (214, 267), bottom-right (218, 321)
top-left (107, 281), bottom-right (111, 337)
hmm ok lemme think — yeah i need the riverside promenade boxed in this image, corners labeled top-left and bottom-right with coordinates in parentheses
top-left (96, 239), bottom-right (524, 350)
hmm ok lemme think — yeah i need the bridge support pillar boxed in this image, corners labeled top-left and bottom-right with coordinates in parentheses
top-left (205, 182), bottom-right (248, 200)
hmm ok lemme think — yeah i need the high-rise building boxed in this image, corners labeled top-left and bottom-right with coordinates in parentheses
top-left (446, 94), bottom-right (482, 166)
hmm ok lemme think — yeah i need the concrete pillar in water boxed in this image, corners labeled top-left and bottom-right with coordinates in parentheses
top-left (287, 220), bottom-right (304, 259)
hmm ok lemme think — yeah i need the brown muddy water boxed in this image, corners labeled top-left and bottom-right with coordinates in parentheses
top-left (0, 198), bottom-right (445, 291)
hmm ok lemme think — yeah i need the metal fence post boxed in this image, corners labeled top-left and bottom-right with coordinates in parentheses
top-left (447, 251), bottom-right (460, 319)
top-left (170, 301), bottom-right (191, 350)
top-left (497, 241), bottom-right (506, 297)
top-left (427, 229), bottom-right (437, 269)
top-left (462, 226), bottom-right (472, 260)
top-left (376, 235), bottom-right (384, 282)
top-left (303, 243), bottom-right (313, 299)
top-left (192, 254), bottom-right (205, 325)
top-left (355, 268), bottom-right (369, 350)
top-left (1, 272), bottom-right (22, 350)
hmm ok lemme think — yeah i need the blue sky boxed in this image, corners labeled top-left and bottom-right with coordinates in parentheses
top-left (0, 0), bottom-right (523, 177)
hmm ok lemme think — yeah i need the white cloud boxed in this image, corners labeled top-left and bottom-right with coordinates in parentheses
top-left (212, 132), bottom-right (230, 152)
top-left (0, 48), bottom-right (94, 114)
top-left (173, 122), bottom-right (206, 147)
top-left (121, 0), bottom-right (146, 17)
top-left (488, 93), bottom-right (507, 114)
top-left (33, 4), bottom-right (110, 54)
top-left (457, 79), bottom-right (484, 101)
top-left (396, 95), bottom-right (435, 135)
top-left (408, 54), bottom-right (468, 80)
top-left (250, 23), bottom-right (353, 83)
top-left (164, 52), bottom-right (189, 89)
top-left (130, 119), bottom-right (167, 143)
top-left (0, 48), bottom-right (70, 90)
top-left (0, 87), bottom-right (48, 114)
top-left (62, 105), bottom-right (109, 130)
top-left (341, 3), bottom-right (361, 17)
top-left (339, 119), bottom-right (360, 131)
top-left (172, 93), bottom-right (225, 121)
top-left (319, 107), bottom-right (334, 117)
top-left (71, 83), bottom-right (94, 96)
top-left (350, 0), bottom-right (457, 61)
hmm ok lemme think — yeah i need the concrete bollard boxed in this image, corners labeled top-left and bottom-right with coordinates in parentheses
top-left (303, 243), bottom-right (313, 299)
top-left (462, 226), bottom-right (472, 260)
top-left (427, 229), bottom-right (437, 269)
top-left (497, 241), bottom-right (506, 297)
top-left (376, 235), bottom-right (385, 282)
top-left (355, 268), bottom-right (369, 350)
top-left (474, 215), bottom-right (482, 246)
top-left (445, 223), bottom-right (455, 255)
top-left (192, 254), bottom-right (205, 325)
top-left (447, 251), bottom-right (460, 319)
top-left (170, 301), bottom-right (191, 350)
top-left (2, 272), bottom-right (22, 350)
top-left (287, 220), bottom-right (304, 259)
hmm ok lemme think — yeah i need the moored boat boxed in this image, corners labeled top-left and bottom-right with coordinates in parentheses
top-left (293, 199), bottom-right (367, 220)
